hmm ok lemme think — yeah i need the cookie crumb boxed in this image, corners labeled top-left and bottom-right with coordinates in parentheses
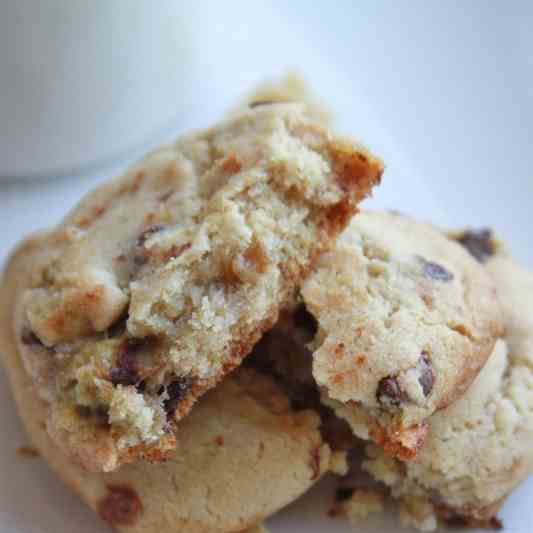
top-left (332, 487), bottom-right (385, 522)
top-left (98, 484), bottom-right (143, 526)
top-left (400, 496), bottom-right (437, 532)
top-left (329, 450), bottom-right (349, 476)
top-left (17, 446), bottom-right (39, 458)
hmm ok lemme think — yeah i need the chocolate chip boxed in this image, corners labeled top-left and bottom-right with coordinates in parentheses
top-left (422, 259), bottom-right (454, 282)
top-left (95, 405), bottom-right (109, 419)
top-left (109, 338), bottom-right (146, 386)
top-left (108, 316), bottom-right (128, 339)
top-left (20, 327), bottom-right (43, 347)
top-left (162, 378), bottom-right (192, 416)
top-left (456, 229), bottom-right (495, 263)
top-left (75, 405), bottom-right (92, 418)
top-left (292, 304), bottom-right (318, 341)
top-left (376, 376), bottom-right (404, 406)
top-left (335, 487), bottom-right (355, 502)
top-left (418, 352), bottom-right (434, 397)
top-left (249, 100), bottom-right (283, 108)
top-left (98, 484), bottom-right (143, 526)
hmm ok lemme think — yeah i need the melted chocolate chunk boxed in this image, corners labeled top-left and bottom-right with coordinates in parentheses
top-left (292, 303), bottom-right (318, 341)
top-left (456, 229), bottom-right (495, 263)
top-left (98, 484), bottom-right (143, 526)
top-left (335, 487), bottom-right (355, 502)
top-left (162, 378), bottom-right (193, 416)
top-left (20, 327), bottom-right (43, 347)
top-left (418, 352), bottom-right (434, 397)
top-left (109, 338), bottom-right (147, 386)
top-left (75, 405), bottom-right (92, 418)
top-left (422, 259), bottom-right (454, 282)
top-left (376, 376), bottom-right (404, 406)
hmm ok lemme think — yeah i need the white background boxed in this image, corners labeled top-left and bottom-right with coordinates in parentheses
top-left (1, 2), bottom-right (532, 532)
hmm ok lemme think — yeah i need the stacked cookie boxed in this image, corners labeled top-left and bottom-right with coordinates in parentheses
top-left (0, 100), bottom-right (382, 531)
top-left (272, 211), bottom-right (533, 530)
top-left (1, 82), bottom-right (531, 533)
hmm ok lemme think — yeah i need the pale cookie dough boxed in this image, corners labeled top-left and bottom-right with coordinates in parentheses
top-left (363, 230), bottom-right (533, 530)
top-left (0, 238), bottom-right (333, 533)
top-left (9, 104), bottom-right (382, 471)
top-left (298, 210), bottom-right (503, 458)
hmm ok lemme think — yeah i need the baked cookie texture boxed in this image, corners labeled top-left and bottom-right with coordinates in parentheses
top-left (9, 104), bottom-right (383, 471)
top-left (362, 230), bottom-right (533, 530)
top-left (300, 211), bottom-right (503, 458)
top-left (0, 238), bottom-right (334, 532)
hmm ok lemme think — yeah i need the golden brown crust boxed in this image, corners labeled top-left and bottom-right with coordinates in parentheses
top-left (370, 421), bottom-right (428, 461)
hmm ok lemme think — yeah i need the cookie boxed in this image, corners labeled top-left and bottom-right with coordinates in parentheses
top-left (0, 238), bottom-right (333, 532)
top-left (9, 104), bottom-right (382, 471)
top-left (295, 210), bottom-right (503, 458)
top-left (362, 230), bottom-right (533, 529)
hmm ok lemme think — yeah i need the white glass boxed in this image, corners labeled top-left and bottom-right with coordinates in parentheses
top-left (0, 0), bottom-right (196, 180)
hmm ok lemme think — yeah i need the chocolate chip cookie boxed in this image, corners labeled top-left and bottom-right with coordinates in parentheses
top-left (298, 211), bottom-right (503, 458)
top-left (363, 231), bottom-right (533, 529)
top-left (0, 238), bottom-right (335, 532)
top-left (8, 104), bottom-right (382, 471)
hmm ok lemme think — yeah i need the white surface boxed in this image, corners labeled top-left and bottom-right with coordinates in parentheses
top-left (0, 0), bottom-right (198, 178)
top-left (0, 1), bottom-right (532, 532)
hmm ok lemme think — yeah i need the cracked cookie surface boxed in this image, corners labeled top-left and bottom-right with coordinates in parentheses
top-left (299, 211), bottom-right (503, 458)
top-left (0, 239), bottom-right (333, 532)
top-left (8, 104), bottom-right (382, 471)
top-left (363, 233), bottom-right (533, 529)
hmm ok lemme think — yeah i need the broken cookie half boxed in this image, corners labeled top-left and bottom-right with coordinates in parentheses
top-left (360, 231), bottom-right (533, 530)
top-left (6, 103), bottom-right (382, 471)
top-left (280, 210), bottom-right (503, 459)
top-left (0, 240), bottom-right (339, 532)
